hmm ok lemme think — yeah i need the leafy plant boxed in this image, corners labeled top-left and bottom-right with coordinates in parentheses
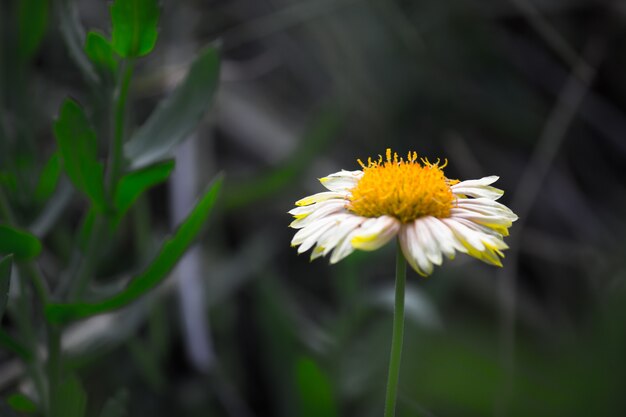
top-left (0, 0), bottom-right (221, 415)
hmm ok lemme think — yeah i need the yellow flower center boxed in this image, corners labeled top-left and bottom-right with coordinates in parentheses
top-left (348, 149), bottom-right (457, 223)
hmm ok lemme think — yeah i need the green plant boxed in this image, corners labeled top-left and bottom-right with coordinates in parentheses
top-left (0, 0), bottom-right (221, 415)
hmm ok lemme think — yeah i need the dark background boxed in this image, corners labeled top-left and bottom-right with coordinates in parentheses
top-left (2, 0), bottom-right (626, 416)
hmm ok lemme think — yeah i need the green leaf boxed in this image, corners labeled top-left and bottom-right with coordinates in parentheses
top-left (295, 357), bottom-right (339, 417)
top-left (110, 0), bottom-right (160, 58)
top-left (45, 174), bottom-right (223, 324)
top-left (0, 255), bottom-right (12, 320)
top-left (124, 46), bottom-right (220, 168)
top-left (84, 31), bottom-right (119, 75)
top-left (51, 374), bottom-right (87, 417)
top-left (0, 226), bottom-right (42, 260)
top-left (34, 152), bottom-right (61, 202)
top-left (7, 393), bottom-right (37, 413)
top-left (53, 99), bottom-right (107, 212)
top-left (18, 0), bottom-right (49, 61)
top-left (113, 160), bottom-right (174, 226)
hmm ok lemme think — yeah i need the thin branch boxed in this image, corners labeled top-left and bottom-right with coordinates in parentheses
top-left (495, 37), bottom-right (604, 416)
top-left (506, 0), bottom-right (592, 77)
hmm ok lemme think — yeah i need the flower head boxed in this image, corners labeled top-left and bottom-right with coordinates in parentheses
top-left (289, 149), bottom-right (518, 276)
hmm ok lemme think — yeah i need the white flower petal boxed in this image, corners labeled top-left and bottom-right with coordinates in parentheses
top-left (291, 215), bottom-right (342, 251)
top-left (295, 191), bottom-right (347, 207)
top-left (298, 223), bottom-right (336, 253)
top-left (289, 205), bottom-right (313, 217)
top-left (291, 213), bottom-right (366, 261)
top-left (317, 215), bottom-right (366, 257)
top-left (453, 218), bottom-right (509, 249)
top-left (423, 217), bottom-right (467, 259)
top-left (452, 186), bottom-right (504, 201)
top-left (289, 198), bottom-right (345, 219)
top-left (454, 176), bottom-right (499, 187)
top-left (455, 198), bottom-right (518, 221)
top-left (319, 170), bottom-right (363, 192)
top-left (399, 223), bottom-right (433, 276)
top-left (290, 167), bottom-right (517, 273)
top-left (456, 197), bottom-right (515, 212)
top-left (450, 208), bottom-right (516, 235)
top-left (290, 200), bottom-right (347, 228)
top-left (442, 217), bottom-right (486, 252)
top-left (414, 218), bottom-right (442, 266)
top-left (399, 227), bottom-right (418, 273)
top-left (451, 176), bottom-right (503, 200)
top-left (329, 230), bottom-right (359, 264)
top-left (327, 216), bottom-right (375, 263)
top-left (452, 196), bottom-right (517, 237)
top-left (350, 215), bottom-right (400, 251)
top-left (443, 218), bottom-right (506, 266)
top-left (310, 246), bottom-right (325, 261)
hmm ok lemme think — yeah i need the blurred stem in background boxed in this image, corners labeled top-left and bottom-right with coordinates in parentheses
top-left (496, 36), bottom-right (603, 416)
top-left (0, 186), bottom-right (53, 412)
top-left (109, 59), bottom-right (135, 191)
top-left (384, 241), bottom-right (407, 417)
top-left (170, 135), bottom-right (215, 372)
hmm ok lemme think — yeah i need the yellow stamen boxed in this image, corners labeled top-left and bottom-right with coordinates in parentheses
top-left (348, 148), bottom-right (458, 223)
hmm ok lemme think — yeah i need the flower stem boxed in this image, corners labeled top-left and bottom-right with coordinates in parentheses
top-left (46, 325), bottom-right (61, 415)
top-left (384, 241), bottom-right (407, 417)
top-left (108, 58), bottom-right (134, 191)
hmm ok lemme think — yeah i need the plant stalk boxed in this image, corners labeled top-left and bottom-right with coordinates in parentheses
top-left (69, 59), bottom-right (134, 301)
top-left (108, 58), bottom-right (135, 191)
top-left (383, 241), bottom-right (407, 417)
top-left (46, 325), bottom-right (61, 415)
top-left (0, 187), bottom-right (50, 406)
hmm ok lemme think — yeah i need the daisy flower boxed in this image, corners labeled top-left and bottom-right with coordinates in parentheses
top-left (289, 149), bottom-right (517, 276)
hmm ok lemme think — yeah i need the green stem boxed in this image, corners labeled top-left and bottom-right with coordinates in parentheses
top-left (69, 59), bottom-right (134, 301)
top-left (108, 59), bottom-right (135, 191)
top-left (0, 186), bottom-right (16, 224)
top-left (20, 262), bottom-right (49, 306)
top-left (0, 187), bottom-right (49, 304)
top-left (46, 325), bottom-right (61, 415)
top-left (384, 241), bottom-right (407, 417)
top-left (0, 187), bottom-right (49, 407)
top-left (68, 215), bottom-right (105, 301)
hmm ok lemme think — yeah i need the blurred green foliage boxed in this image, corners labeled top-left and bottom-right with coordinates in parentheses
top-left (84, 31), bottom-right (119, 76)
top-left (111, 0), bottom-right (160, 58)
top-left (0, 255), bottom-right (12, 320)
top-left (0, 226), bottom-right (41, 260)
top-left (17, 0), bottom-right (48, 62)
top-left (296, 357), bottom-right (339, 417)
top-left (45, 175), bottom-right (223, 324)
top-left (2, 0), bottom-right (222, 414)
top-left (54, 99), bottom-right (108, 213)
top-left (113, 160), bottom-right (175, 226)
top-left (1, 0), bottom-right (626, 416)
top-left (7, 392), bottom-right (38, 413)
top-left (123, 46), bottom-right (221, 168)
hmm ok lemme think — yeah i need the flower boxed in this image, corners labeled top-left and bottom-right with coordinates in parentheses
top-left (289, 149), bottom-right (518, 276)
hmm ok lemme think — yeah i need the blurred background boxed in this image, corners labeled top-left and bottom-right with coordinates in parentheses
top-left (2, 0), bottom-right (626, 416)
